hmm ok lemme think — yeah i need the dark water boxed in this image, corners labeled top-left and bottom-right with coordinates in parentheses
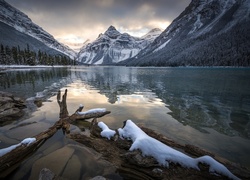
top-left (0, 66), bottom-right (250, 179)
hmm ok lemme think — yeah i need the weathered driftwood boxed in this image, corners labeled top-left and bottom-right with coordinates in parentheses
top-left (0, 89), bottom-right (110, 178)
top-left (69, 119), bottom-right (250, 180)
top-left (57, 89), bottom-right (69, 118)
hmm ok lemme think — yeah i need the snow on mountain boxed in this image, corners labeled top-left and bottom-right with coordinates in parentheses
top-left (141, 28), bottom-right (162, 43)
top-left (124, 0), bottom-right (250, 66)
top-left (0, 0), bottom-right (76, 59)
top-left (77, 26), bottom-right (161, 65)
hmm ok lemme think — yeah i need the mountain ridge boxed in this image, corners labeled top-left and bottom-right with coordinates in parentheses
top-left (122, 0), bottom-right (250, 66)
top-left (1, 0), bottom-right (249, 66)
top-left (0, 0), bottom-right (76, 59)
top-left (77, 25), bottom-right (162, 64)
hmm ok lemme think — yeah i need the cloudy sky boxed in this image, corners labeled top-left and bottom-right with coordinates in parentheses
top-left (5, 0), bottom-right (190, 51)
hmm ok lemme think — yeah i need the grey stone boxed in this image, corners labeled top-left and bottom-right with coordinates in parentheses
top-left (39, 168), bottom-right (56, 180)
top-left (0, 91), bottom-right (26, 123)
top-left (89, 176), bottom-right (106, 180)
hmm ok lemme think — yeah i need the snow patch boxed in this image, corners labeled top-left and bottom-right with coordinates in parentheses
top-left (21, 137), bottom-right (36, 145)
top-left (98, 122), bottom-right (116, 140)
top-left (153, 39), bottom-right (171, 53)
top-left (94, 57), bottom-right (104, 65)
top-left (77, 108), bottom-right (107, 115)
top-left (0, 144), bottom-right (19, 157)
top-left (0, 137), bottom-right (36, 157)
top-left (189, 14), bottom-right (203, 34)
top-left (118, 120), bottom-right (239, 180)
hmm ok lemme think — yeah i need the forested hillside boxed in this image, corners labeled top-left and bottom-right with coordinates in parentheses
top-left (122, 0), bottom-right (250, 67)
top-left (0, 44), bottom-right (75, 66)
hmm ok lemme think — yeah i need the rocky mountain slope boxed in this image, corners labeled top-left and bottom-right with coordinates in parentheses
top-left (77, 26), bottom-right (161, 65)
top-left (0, 0), bottom-right (76, 59)
top-left (123, 0), bottom-right (250, 66)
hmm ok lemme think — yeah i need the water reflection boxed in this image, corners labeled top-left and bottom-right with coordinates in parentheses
top-left (1, 66), bottom-right (250, 169)
top-left (69, 67), bottom-right (250, 139)
top-left (0, 67), bottom-right (70, 98)
top-left (1, 67), bottom-right (249, 139)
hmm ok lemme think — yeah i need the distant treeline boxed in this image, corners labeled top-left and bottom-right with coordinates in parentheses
top-left (0, 44), bottom-right (76, 66)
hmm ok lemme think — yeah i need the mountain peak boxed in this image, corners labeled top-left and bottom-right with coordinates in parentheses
top-left (107, 25), bottom-right (117, 31)
top-left (141, 28), bottom-right (162, 41)
top-left (104, 25), bottom-right (120, 38)
top-left (148, 28), bottom-right (162, 33)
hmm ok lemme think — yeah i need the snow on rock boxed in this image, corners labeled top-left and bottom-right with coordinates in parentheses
top-left (77, 26), bottom-right (161, 64)
top-left (118, 120), bottom-right (239, 180)
top-left (0, 137), bottom-right (36, 157)
top-left (98, 122), bottom-right (116, 140)
top-left (94, 57), bottom-right (104, 65)
top-left (189, 14), bottom-right (203, 34)
top-left (77, 108), bottom-right (107, 115)
top-left (153, 39), bottom-right (171, 53)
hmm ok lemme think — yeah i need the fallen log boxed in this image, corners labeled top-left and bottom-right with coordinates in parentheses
top-left (69, 119), bottom-right (250, 180)
top-left (0, 89), bottom-right (110, 178)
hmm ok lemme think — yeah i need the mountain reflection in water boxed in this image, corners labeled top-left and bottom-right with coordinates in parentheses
top-left (0, 66), bottom-right (250, 170)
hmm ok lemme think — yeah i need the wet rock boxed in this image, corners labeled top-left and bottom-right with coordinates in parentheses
top-left (30, 146), bottom-right (75, 180)
top-left (90, 176), bottom-right (106, 180)
top-left (34, 98), bottom-right (43, 107)
top-left (39, 168), bottom-right (66, 180)
top-left (62, 155), bottom-right (81, 180)
top-left (9, 121), bottom-right (37, 130)
top-left (0, 91), bottom-right (13, 98)
top-left (39, 168), bottom-right (56, 180)
top-left (0, 91), bottom-right (26, 125)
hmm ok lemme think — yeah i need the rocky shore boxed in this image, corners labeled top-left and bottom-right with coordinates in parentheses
top-left (0, 91), bottom-right (26, 126)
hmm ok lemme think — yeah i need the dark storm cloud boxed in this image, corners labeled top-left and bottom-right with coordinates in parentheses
top-left (5, 0), bottom-right (190, 48)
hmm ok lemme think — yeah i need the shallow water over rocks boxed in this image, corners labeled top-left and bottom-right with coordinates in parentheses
top-left (0, 66), bottom-right (250, 179)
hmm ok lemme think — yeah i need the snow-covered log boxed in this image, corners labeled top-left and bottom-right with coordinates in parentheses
top-left (71, 107), bottom-right (110, 121)
top-left (118, 120), bottom-right (240, 180)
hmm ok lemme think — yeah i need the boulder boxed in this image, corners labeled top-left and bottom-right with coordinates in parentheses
top-left (0, 91), bottom-right (26, 125)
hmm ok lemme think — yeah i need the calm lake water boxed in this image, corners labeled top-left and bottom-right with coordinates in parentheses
top-left (0, 66), bottom-right (250, 179)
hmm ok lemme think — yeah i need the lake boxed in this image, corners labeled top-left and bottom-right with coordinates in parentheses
top-left (0, 66), bottom-right (250, 179)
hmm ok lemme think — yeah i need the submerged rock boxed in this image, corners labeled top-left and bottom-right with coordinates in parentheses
top-left (39, 168), bottom-right (56, 180)
top-left (90, 176), bottom-right (106, 180)
top-left (30, 146), bottom-right (75, 180)
top-left (61, 155), bottom-right (81, 180)
top-left (0, 91), bottom-right (26, 125)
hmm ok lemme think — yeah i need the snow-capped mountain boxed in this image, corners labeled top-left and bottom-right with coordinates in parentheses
top-left (0, 0), bottom-right (76, 59)
top-left (141, 28), bottom-right (162, 43)
top-left (77, 26), bottom-right (161, 65)
top-left (124, 0), bottom-right (250, 66)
